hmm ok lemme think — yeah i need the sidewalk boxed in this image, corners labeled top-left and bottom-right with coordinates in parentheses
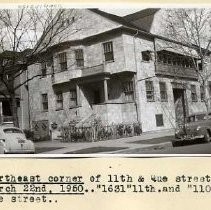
top-left (35, 129), bottom-right (175, 154)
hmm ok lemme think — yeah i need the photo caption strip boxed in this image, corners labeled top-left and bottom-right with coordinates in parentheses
top-left (0, 157), bottom-right (209, 210)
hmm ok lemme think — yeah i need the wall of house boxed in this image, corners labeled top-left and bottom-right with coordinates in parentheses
top-left (28, 31), bottom-right (129, 130)
top-left (122, 33), bottom-right (207, 132)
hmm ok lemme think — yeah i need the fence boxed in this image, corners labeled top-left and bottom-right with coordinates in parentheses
top-left (60, 123), bottom-right (142, 142)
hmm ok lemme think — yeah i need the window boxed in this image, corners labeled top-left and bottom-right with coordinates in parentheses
top-left (157, 53), bottom-right (163, 63)
top-left (58, 52), bottom-right (67, 71)
top-left (41, 94), bottom-right (48, 111)
top-left (159, 82), bottom-right (168, 102)
top-left (191, 85), bottom-right (197, 102)
top-left (3, 128), bottom-right (23, 134)
top-left (122, 81), bottom-right (134, 102)
top-left (41, 62), bottom-right (47, 77)
top-left (200, 85), bottom-right (205, 102)
top-left (56, 92), bottom-right (63, 110)
top-left (142, 51), bottom-right (151, 62)
top-left (163, 54), bottom-right (168, 64)
top-left (103, 42), bottom-right (114, 62)
top-left (145, 81), bottom-right (154, 102)
top-left (70, 89), bottom-right (77, 107)
top-left (75, 49), bottom-right (84, 67)
top-left (198, 60), bottom-right (202, 71)
top-left (155, 114), bottom-right (164, 127)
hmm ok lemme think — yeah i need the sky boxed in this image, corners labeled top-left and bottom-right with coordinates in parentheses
top-left (100, 8), bottom-right (143, 16)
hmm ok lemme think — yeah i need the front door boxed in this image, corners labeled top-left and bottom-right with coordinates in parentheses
top-left (93, 90), bottom-right (101, 105)
top-left (173, 88), bottom-right (186, 127)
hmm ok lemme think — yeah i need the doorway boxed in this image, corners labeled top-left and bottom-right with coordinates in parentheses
top-left (2, 100), bottom-right (12, 116)
top-left (173, 88), bottom-right (186, 127)
top-left (93, 90), bottom-right (101, 105)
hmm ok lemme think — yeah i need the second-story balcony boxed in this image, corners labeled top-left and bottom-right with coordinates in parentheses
top-left (155, 50), bottom-right (198, 80)
top-left (82, 64), bottom-right (105, 77)
top-left (52, 64), bottom-right (106, 85)
top-left (155, 62), bottom-right (198, 80)
top-left (51, 69), bottom-right (82, 85)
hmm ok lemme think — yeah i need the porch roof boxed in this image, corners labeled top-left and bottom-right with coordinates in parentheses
top-left (69, 72), bottom-right (111, 84)
top-left (111, 71), bottom-right (136, 78)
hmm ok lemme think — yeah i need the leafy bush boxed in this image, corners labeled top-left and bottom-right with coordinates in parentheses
top-left (23, 129), bottom-right (34, 140)
top-left (133, 123), bottom-right (142, 135)
top-left (125, 125), bottom-right (133, 136)
top-left (116, 124), bottom-right (124, 137)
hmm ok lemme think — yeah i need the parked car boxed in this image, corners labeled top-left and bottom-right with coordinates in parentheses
top-left (0, 126), bottom-right (35, 154)
top-left (175, 112), bottom-right (211, 142)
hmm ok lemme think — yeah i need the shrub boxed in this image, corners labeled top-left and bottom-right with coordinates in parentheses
top-left (125, 125), bottom-right (133, 136)
top-left (133, 123), bottom-right (142, 135)
top-left (116, 124), bottom-right (124, 137)
top-left (23, 129), bottom-right (34, 140)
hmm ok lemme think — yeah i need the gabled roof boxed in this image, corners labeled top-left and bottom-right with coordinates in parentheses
top-left (123, 8), bottom-right (160, 22)
top-left (89, 9), bottom-right (148, 32)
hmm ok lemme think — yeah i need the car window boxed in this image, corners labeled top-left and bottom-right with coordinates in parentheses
top-left (3, 128), bottom-right (23, 134)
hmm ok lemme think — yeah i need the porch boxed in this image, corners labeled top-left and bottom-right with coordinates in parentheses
top-left (72, 71), bottom-right (137, 125)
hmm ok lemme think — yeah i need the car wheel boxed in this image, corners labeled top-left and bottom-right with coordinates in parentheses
top-left (204, 130), bottom-right (211, 142)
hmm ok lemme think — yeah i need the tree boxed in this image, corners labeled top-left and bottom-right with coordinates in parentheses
top-left (163, 8), bottom-right (211, 112)
top-left (0, 5), bottom-right (80, 127)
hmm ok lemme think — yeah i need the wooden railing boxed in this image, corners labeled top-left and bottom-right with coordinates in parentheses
top-left (155, 62), bottom-right (198, 80)
top-left (82, 64), bottom-right (105, 77)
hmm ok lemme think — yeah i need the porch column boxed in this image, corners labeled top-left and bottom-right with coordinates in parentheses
top-left (0, 102), bottom-right (2, 124)
top-left (103, 78), bottom-right (108, 103)
top-left (76, 84), bottom-right (81, 106)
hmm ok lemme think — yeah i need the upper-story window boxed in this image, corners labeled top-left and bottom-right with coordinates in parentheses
top-left (159, 82), bottom-right (168, 102)
top-left (58, 52), bottom-right (67, 71)
top-left (41, 93), bottom-right (48, 111)
top-left (142, 51), bottom-right (152, 62)
top-left (145, 80), bottom-right (154, 102)
top-left (103, 41), bottom-right (114, 62)
top-left (41, 62), bottom-right (47, 77)
top-left (157, 51), bottom-right (195, 68)
top-left (122, 81), bottom-right (134, 102)
top-left (191, 84), bottom-right (197, 102)
top-left (75, 49), bottom-right (84, 67)
top-left (55, 92), bottom-right (63, 110)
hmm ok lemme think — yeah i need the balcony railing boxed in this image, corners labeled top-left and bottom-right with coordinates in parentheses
top-left (155, 62), bottom-right (198, 80)
top-left (82, 64), bottom-right (105, 77)
top-left (51, 64), bottom-right (105, 85)
top-left (51, 69), bottom-right (82, 84)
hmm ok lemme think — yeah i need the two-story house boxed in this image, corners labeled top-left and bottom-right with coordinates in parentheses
top-left (27, 8), bottom-right (210, 138)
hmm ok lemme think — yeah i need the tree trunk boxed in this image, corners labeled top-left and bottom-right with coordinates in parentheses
top-left (10, 93), bottom-right (19, 127)
top-left (204, 84), bottom-right (210, 113)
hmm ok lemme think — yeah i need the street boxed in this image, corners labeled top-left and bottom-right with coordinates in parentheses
top-left (133, 141), bottom-right (211, 154)
top-left (34, 132), bottom-right (211, 154)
